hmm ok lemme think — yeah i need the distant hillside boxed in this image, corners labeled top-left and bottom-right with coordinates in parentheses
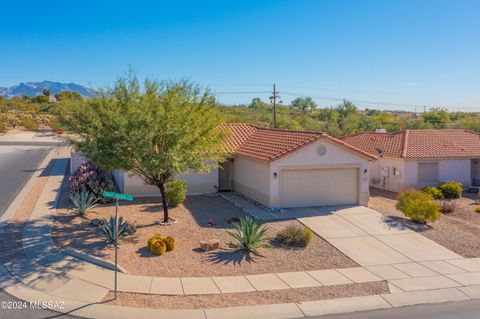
top-left (0, 81), bottom-right (96, 98)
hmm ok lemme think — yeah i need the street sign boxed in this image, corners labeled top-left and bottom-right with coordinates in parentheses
top-left (57, 128), bottom-right (63, 135)
top-left (102, 191), bottom-right (134, 201)
top-left (102, 190), bottom-right (134, 300)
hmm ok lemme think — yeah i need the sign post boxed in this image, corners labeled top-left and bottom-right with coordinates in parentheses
top-left (56, 128), bottom-right (63, 150)
top-left (102, 191), bottom-right (134, 300)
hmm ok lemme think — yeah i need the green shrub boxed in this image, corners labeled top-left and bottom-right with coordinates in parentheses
top-left (20, 116), bottom-right (37, 131)
top-left (69, 190), bottom-right (99, 218)
top-left (99, 216), bottom-right (136, 245)
top-left (438, 181), bottom-right (463, 199)
top-left (227, 216), bottom-right (270, 253)
top-left (475, 206), bottom-right (480, 214)
top-left (275, 225), bottom-right (313, 247)
top-left (166, 179), bottom-right (187, 207)
top-left (396, 189), bottom-right (441, 224)
top-left (422, 186), bottom-right (444, 200)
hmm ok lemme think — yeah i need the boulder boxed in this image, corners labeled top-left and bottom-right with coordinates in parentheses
top-left (199, 239), bottom-right (220, 251)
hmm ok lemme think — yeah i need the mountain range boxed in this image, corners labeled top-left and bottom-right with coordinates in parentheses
top-left (0, 81), bottom-right (96, 98)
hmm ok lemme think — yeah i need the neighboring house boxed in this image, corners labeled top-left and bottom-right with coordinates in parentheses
top-left (341, 129), bottom-right (480, 192)
top-left (74, 124), bottom-right (377, 208)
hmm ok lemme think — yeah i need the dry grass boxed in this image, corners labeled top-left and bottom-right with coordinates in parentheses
top-left (53, 187), bottom-right (357, 277)
top-left (370, 188), bottom-right (480, 257)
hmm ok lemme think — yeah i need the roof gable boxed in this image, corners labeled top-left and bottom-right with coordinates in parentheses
top-left (220, 123), bottom-right (376, 162)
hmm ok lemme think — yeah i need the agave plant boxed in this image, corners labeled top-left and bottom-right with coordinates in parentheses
top-left (99, 216), bottom-right (136, 245)
top-left (69, 190), bottom-right (100, 218)
top-left (227, 216), bottom-right (270, 253)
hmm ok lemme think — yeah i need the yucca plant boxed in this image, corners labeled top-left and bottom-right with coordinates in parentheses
top-left (227, 216), bottom-right (270, 253)
top-left (69, 190), bottom-right (100, 218)
top-left (99, 216), bottom-right (136, 245)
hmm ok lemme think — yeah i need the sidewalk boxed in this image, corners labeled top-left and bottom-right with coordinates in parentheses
top-left (1, 153), bottom-right (480, 318)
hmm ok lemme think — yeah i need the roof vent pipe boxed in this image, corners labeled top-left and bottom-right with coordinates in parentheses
top-left (375, 128), bottom-right (387, 133)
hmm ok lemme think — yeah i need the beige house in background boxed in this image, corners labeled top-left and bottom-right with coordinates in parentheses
top-left (341, 129), bottom-right (480, 192)
top-left (73, 124), bottom-right (377, 208)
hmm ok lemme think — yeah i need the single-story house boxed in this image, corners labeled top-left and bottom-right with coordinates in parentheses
top-left (95, 124), bottom-right (377, 208)
top-left (340, 129), bottom-right (480, 192)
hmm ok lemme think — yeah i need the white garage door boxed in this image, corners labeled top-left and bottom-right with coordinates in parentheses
top-left (280, 168), bottom-right (358, 207)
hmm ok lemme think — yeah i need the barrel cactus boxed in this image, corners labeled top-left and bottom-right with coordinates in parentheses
top-left (163, 236), bottom-right (176, 251)
top-left (147, 234), bottom-right (164, 250)
top-left (150, 239), bottom-right (167, 255)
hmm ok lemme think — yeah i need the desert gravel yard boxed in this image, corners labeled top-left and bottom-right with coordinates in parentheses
top-left (369, 188), bottom-right (480, 258)
top-left (102, 282), bottom-right (388, 309)
top-left (53, 183), bottom-right (358, 277)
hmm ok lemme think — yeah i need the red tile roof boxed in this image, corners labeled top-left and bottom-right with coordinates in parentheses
top-left (219, 123), bottom-right (377, 162)
top-left (340, 129), bottom-right (480, 159)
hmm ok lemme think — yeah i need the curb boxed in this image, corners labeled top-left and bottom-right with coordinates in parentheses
top-left (62, 248), bottom-right (128, 274)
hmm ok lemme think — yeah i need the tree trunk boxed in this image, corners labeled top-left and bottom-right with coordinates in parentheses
top-left (158, 182), bottom-right (169, 223)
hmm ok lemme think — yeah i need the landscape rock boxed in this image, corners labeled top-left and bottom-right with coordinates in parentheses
top-left (90, 218), bottom-right (104, 227)
top-left (207, 219), bottom-right (215, 227)
top-left (200, 239), bottom-right (220, 251)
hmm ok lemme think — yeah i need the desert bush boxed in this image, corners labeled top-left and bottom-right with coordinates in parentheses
top-left (69, 162), bottom-right (116, 201)
top-left (0, 120), bottom-right (6, 134)
top-left (99, 216), bottom-right (136, 245)
top-left (422, 186), bottom-right (444, 200)
top-left (438, 181), bottom-right (463, 199)
top-left (20, 116), bottom-right (37, 131)
top-left (275, 225), bottom-right (313, 247)
top-left (227, 216), bottom-right (270, 253)
top-left (150, 239), bottom-right (167, 255)
top-left (396, 189), bottom-right (441, 224)
top-left (440, 200), bottom-right (456, 213)
top-left (166, 179), bottom-right (187, 207)
top-left (69, 190), bottom-right (99, 218)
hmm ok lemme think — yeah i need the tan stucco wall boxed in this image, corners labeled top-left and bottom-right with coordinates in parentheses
top-left (114, 169), bottom-right (219, 196)
top-left (270, 140), bottom-right (372, 207)
top-left (371, 158), bottom-right (473, 192)
top-left (231, 156), bottom-right (271, 206)
top-left (369, 157), bottom-right (405, 192)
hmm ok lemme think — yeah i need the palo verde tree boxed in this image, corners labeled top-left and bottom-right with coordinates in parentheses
top-left (61, 74), bottom-right (228, 222)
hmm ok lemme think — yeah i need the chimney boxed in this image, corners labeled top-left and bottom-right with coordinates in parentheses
top-left (375, 128), bottom-right (387, 133)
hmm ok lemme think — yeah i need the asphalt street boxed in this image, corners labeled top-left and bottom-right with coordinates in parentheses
top-left (0, 145), bottom-right (51, 217)
top-left (0, 144), bottom-right (78, 319)
top-left (312, 299), bottom-right (480, 319)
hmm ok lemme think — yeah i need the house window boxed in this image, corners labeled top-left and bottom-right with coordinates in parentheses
top-left (418, 162), bottom-right (439, 184)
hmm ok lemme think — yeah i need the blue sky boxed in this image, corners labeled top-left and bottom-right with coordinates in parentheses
top-left (1, 0), bottom-right (479, 111)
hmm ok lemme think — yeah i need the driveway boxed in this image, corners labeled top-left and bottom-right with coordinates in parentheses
top-left (287, 205), bottom-right (462, 267)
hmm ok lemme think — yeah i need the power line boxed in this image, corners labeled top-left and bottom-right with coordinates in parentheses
top-left (280, 91), bottom-right (478, 111)
top-left (215, 91), bottom-right (270, 95)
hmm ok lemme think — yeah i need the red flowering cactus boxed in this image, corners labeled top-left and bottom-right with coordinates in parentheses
top-left (69, 162), bottom-right (116, 201)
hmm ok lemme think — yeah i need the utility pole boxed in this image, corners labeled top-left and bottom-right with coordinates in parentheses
top-left (271, 84), bottom-right (279, 128)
